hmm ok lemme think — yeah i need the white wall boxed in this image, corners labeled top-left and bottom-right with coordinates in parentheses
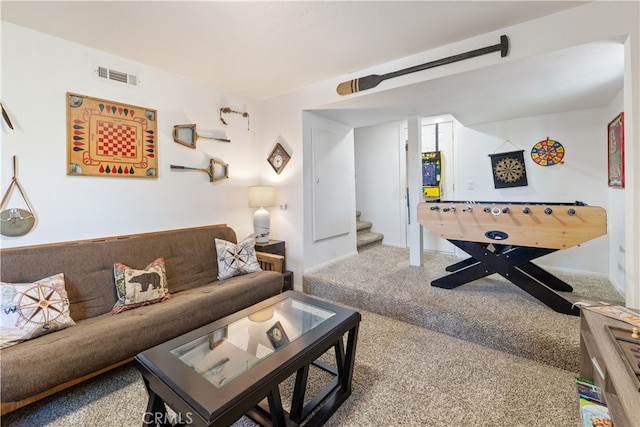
top-left (354, 121), bottom-right (406, 248)
top-left (1, 22), bottom-right (260, 247)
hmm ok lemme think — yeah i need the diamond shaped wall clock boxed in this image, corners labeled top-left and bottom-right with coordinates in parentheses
top-left (268, 141), bottom-right (291, 175)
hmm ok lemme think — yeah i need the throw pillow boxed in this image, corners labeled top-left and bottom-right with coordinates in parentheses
top-left (215, 235), bottom-right (261, 280)
top-left (0, 273), bottom-right (76, 348)
top-left (111, 257), bottom-right (170, 314)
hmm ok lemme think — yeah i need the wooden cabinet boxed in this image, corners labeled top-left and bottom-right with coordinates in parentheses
top-left (255, 240), bottom-right (293, 291)
top-left (579, 308), bottom-right (640, 426)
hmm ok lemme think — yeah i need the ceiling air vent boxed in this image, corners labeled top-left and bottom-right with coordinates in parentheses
top-left (96, 66), bottom-right (138, 86)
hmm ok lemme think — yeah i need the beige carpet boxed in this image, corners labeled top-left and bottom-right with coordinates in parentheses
top-left (304, 246), bottom-right (624, 372)
top-left (2, 309), bottom-right (584, 427)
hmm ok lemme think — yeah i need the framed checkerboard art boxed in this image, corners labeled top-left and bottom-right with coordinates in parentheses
top-left (66, 93), bottom-right (158, 178)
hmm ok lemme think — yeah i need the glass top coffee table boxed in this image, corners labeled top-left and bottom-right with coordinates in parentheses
top-left (135, 291), bottom-right (361, 426)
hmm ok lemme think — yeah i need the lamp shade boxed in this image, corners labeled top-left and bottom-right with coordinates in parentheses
top-left (248, 186), bottom-right (276, 208)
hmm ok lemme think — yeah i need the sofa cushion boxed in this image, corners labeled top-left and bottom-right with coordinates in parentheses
top-left (112, 258), bottom-right (170, 314)
top-left (215, 235), bottom-right (261, 280)
top-left (0, 273), bottom-right (76, 348)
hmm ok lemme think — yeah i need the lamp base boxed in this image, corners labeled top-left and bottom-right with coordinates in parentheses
top-left (253, 207), bottom-right (271, 244)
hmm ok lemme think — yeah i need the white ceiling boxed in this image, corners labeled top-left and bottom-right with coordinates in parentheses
top-left (1, 1), bottom-right (624, 127)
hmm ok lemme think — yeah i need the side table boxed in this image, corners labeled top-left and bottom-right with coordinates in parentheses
top-left (256, 240), bottom-right (293, 291)
top-left (579, 308), bottom-right (640, 425)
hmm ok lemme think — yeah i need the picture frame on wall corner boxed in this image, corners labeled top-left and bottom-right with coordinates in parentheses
top-left (607, 112), bottom-right (624, 188)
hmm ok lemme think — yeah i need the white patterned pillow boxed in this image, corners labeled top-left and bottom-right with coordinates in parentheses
top-left (215, 235), bottom-right (261, 280)
top-left (0, 273), bottom-right (76, 348)
top-left (112, 257), bottom-right (170, 314)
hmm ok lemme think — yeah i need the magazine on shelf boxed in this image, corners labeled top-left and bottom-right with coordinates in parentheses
top-left (578, 397), bottom-right (611, 427)
top-left (575, 377), bottom-right (603, 403)
top-left (575, 378), bottom-right (611, 427)
top-left (575, 301), bottom-right (640, 328)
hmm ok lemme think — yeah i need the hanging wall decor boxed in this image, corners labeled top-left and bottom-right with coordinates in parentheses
top-left (170, 159), bottom-right (229, 182)
top-left (1, 102), bottom-right (14, 129)
top-left (607, 112), bottom-right (624, 188)
top-left (219, 107), bottom-right (250, 130)
top-left (66, 93), bottom-right (158, 178)
top-left (268, 141), bottom-right (291, 175)
top-left (172, 124), bottom-right (230, 148)
top-left (489, 150), bottom-right (528, 189)
top-left (1, 156), bottom-right (36, 236)
top-left (336, 35), bottom-right (509, 95)
top-left (531, 138), bottom-right (565, 166)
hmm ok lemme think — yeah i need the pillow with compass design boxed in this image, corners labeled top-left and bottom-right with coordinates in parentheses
top-left (215, 235), bottom-right (261, 280)
top-left (0, 273), bottom-right (76, 348)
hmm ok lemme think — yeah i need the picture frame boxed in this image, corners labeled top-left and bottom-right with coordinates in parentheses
top-left (266, 321), bottom-right (290, 349)
top-left (268, 142), bottom-right (291, 175)
top-left (607, 112), bottom-right (624, 188)
top-left (66, 92), bottom-right (158, 178)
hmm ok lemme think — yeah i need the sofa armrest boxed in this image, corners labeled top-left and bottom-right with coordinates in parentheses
top-left (256, 251), bottom-right (284, 273)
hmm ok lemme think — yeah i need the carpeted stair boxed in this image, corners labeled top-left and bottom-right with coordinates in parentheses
top-left (356, 211), bottom-right (383, 251)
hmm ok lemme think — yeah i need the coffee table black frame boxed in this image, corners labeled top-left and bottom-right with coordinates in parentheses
top-left (135, 291), bottom-right (361, 426)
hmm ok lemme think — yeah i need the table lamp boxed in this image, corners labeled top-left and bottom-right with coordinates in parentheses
top-left (248, 186), bottom-right (276, 243)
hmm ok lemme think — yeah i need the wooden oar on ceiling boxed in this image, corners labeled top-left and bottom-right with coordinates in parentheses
top-left (336, 35), bottom-right (509, 96)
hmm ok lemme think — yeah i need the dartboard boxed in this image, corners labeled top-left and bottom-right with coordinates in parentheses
top-left (531, 139), bottom-right (564, 166)
top-left (494, 157), bottom-right (526, 183)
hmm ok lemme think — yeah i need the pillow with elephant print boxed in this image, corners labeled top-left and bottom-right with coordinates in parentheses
top-left (111, 257), bottom-right (170, 314)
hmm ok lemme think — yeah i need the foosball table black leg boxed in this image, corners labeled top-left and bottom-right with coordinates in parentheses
top-left (433, 240), bottom-right (580, 316)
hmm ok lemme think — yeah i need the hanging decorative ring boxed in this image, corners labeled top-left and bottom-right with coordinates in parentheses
top-left (1, 156), bottom-right (36, 236)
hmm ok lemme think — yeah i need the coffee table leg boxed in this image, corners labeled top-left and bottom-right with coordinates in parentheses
top-left (340, 324), bottom-right (359, 391)
top-left (143, 388), bottom-right (171, 427)
top-left (267, 386), bottom-right (287, 427)
top-left (334, 338), bottom-right (345, 378)
top-left (290, 364), bottom-right (310, 423)
top-left (304, 323), bottom-right (360, 427)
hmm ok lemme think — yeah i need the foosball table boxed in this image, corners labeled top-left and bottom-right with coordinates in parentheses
top-left (417, 200), bottom-right (608, 315)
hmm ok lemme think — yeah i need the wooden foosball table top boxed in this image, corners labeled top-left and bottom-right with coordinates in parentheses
top-left (417, 200), bottom-right (607, 250)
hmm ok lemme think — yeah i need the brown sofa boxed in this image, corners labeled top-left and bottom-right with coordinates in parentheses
top-left (0, 224), bottom-right (284, 414)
